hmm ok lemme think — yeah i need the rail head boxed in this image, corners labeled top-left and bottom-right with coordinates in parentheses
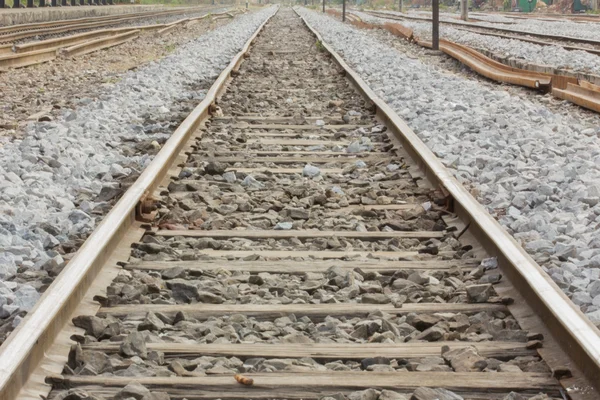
top-left (294, 7), bottom-right (600, 396)
top-left (0, 6), bottom-right (278, 400)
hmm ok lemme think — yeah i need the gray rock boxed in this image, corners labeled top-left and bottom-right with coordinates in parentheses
top-left (442, 346), bottom-right (487, 372)
top-left (274, 222), bottom-right (293, 230)
top-left (120, 332), bottom-right (148, 359)
top-left (72, 315), bottom-right (108, 338)
top-left (138, 312), bottom-right (166, 332)
top-left (303, 164), bottom-right (321, 178)
top-left (361, 293), bottom-right (390, 304)
top-left (466, 284), bottom-right (493, 303)
top-left (411, 387), bottom-right (463, 400)
top-left (348, 389), bottom-right (380, 400)
top-left (114, 382), bottom-right (151, 400)
top-left (166, 279), bottom-right (200, 303)
top-left (241, 175), bottom-right (264, 188)
top-left (379, 390), bottom-right (409, 400)
top-left (223, 171), bottom-right (237, 183)
top-left (12, 285), bottom-right (40, 312)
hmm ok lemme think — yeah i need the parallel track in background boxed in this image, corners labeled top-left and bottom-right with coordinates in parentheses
top-left (0, 6), bottom-right (599, 400)
top-left (0, 5), bottom-right (225, 43)
top-left (362, 9), bottom-right (600, 56)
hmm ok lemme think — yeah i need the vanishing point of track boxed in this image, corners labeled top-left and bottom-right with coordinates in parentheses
top-left (0, 6), bottom-right (599, 400)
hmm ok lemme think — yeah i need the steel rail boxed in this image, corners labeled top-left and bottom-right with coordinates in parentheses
top-left (0, 6), bottom-right (226, 43)
top-left (0, 5), bottom-right (209, 35)
top-left (58, 29), bottom-right (139, 58)
top-left (363, 10), bottom-right (600, 48)
top-left (0, 7), bottom-right (278, 400)
top-left (553, 82), bottom-right (600, 113)
top-left (437, 38), bottom-right (551, 89)
top-left (0, 10), bottom-right (235, 69)
top-left (296, 8), bottom-right (600, 396)
top-left (338, 12), bottom-right (555, 91)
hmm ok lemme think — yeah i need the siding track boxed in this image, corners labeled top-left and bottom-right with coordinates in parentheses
top-left (1, 6), bottom-right (599, 400)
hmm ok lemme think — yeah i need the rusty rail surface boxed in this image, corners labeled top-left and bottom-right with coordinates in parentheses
top-left (553, 82), bottom-right (600, 113)
top-left (438, 39), bottom-right (551, 89)
top-left (0, 9), bottom-right (239, 70)
top-left (300, 9), bottom-right (600, 396)
top-left (59, 30), bottom-right (140, 58)
top-left (0, 5), bottom-right (209, 36)
top-left (336, 10), bottom-right (600, 112)
top-left (363, 10), bottom-right (600, 48)
top-left (0, 5), bottom-right (225, 43)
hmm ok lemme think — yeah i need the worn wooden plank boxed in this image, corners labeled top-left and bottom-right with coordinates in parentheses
top-left (171, 177), bottom-right (414, 191)
top-left (49, 372), bottom-right (560, 397)
top-left (153, 229), bottom-right (445, 239)
top-left (82, 342), bottom-right (535, 359)
top-left (175, 249), bottom-right (455, 259)
top-left (246, 139), bottom-right (349, 146)
top-left (223, 167), bottom-right (345, 174)
top-left (242, 132), bottom-right (336, 138)
top-left (126, 258), bottom-right (477, 274)
top-left (192, 150), bottom-right (388, 156)
top-left (190, 156), bottom-right (390, 164)
top-left (233, 124), bottom-right (362, 130)
top-left (99, 302), bottom-right (507, 318)
top-left (212, 116), bottom-right (339, 123)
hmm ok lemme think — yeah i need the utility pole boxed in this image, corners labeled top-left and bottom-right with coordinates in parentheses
top-left (461, 0), bottom-right (468, 20)
top-left (432, 0), bottom-right (439, 50)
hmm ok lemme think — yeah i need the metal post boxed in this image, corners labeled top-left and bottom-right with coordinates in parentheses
top-left (51, 0), bottom-right (56, 6)
top-left (27, 0), bottom-right (33, 6)
top-left (342, 0), bottom-right (345, 21)
top-left (432, 0), bottom-right (439, 50)
top-left (13, 0), bottom-right (20, 7)
top-left (460, 0), bottom-right (467, 20)
top-left (40, 0), bottom-right (45, 7)
top-left (61, 0), bottom-right (68, 5)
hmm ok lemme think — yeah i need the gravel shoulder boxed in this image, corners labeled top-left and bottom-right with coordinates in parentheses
top-left (297, 7), bottom-right (600, 327)
top-left (0, 5), bottom-right (277, 343)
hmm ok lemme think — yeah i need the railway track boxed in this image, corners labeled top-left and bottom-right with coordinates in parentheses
top-left (0, 8), bottom-right (239, 70)
top-left (1, 5), bottom-right (600, 400)
top-left (0, 5), bottom-right (221, 43)
top-left (361, 10), bottom-right (600, 56)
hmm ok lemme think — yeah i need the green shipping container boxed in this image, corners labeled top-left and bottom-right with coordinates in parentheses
top-left (573, 0), bottom-right (587, 11)
top-left (518, 0), bottom-right (537, 12)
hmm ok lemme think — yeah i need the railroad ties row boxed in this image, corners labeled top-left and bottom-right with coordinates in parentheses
top-left (48, 8), bottom-right (561, 400)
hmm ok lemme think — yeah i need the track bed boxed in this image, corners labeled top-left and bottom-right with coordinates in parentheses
top-left (2, 7), bottom-right (599, 400)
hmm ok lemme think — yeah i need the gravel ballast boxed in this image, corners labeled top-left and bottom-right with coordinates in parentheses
top-left (297, 7), bottom-right (600, 325)
top-left (354, 11), bottom-right (600, 76)
top-left (0, 6), bottom-right (276, 338)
